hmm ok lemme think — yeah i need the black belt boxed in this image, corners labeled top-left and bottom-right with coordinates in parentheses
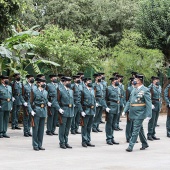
top-left (108, 100), bottom-right (120, 104)
top-left (152, 98), bottom-right (160, 101)
top-left (61, 104), bottom-right (73, 108)
top-left (35, 104), bottom-right (46, 108)
top-left (83, 105), bottom-right (95, 109)
top-left (0, 98), bottom-right (11, 102)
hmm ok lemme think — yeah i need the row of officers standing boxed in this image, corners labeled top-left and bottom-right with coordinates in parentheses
top-left (0, 71), bottom-right (169, 152)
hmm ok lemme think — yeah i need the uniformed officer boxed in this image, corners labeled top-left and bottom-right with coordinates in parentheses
top-left (11, 73), bottom-right (27, 130)
top-left (58, 74), bottom-right (65, 89)
top-left (123, 74), bottom-right (152, 152)
top-left (125, 77), bottom-right (135, 142)
top-left (77, 72), bottom-right (85, 88)
top-left (105, 77), bottom-right (120, 145)
top-left (100, 72), bottom-right (107, 124)
top-left (46, 74), bottom-right (63, 136)
top-left (81, 78), bottom-right (96, 147)
top-left (70, 75), bottom-right (82, 134)
top-left (92, 73), bottom-right (110, 132)
top-left (0, 75), bottom-right (13, 138)
top-left (22, 74), bottom-right (35, 137)
top-left (115, 75), bottom-right (126, 131)
top-left (58, 77), bottom-right (74, 149)
top-left (29, 77), bottom-right (48, 151)
top-left (147, 76), bottom-right (161, 140)
top-left (164, 78), bottom-right (170, 138)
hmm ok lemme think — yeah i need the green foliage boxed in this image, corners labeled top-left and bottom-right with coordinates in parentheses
top-left (136, 0), bottom-right (170, 60)
top-left (28, 25), bottom-right (102, 75)
top-left (101, 30), bottom-right (165, 85)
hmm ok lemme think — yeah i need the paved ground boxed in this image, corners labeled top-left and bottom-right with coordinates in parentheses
top-left (0, 115), bottom-right (170, 170)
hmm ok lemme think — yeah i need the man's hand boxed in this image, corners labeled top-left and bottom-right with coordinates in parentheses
top-left (59, 108), bottom-right (64, 114)
top-left (12, 97), bottom-right (15, 102)
top-left (31, 111), bottom-right (36, 116)
top-left (145, 117), bottom-right (151, 122)
top-left (152, 104), bottom-right (155, 109)
top-left (122, 111), bottom-right (126, 117)
top-left (106, 107), bottom-right (111, 113)
top-left (48, 102), bottom-right (52, 107)
top-left (81, 112), bottom-right (86, 117)
top-left (23, 102), bottom-right (28, 107)
top-left (96, 103), bottom-right (99, 107)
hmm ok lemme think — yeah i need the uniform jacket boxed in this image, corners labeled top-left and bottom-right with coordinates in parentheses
top-left (118, 83), bottom-right (126, 106)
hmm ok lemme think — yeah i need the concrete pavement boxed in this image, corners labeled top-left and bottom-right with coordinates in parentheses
top-left (0, 115), bottom-right (170, 170)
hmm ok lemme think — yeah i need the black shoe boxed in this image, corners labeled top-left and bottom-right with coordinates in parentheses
top-left (75, 131), bottom-right (81, 134)
top-left (65, 144), bottom-right (72, 149)
top-left (112, 140), bottom-right (119, 145)
top-left (82, 143), bottom-right (87, 147)
top-left (24, 134), bottom-right (29, 137)
top-left (167, 135), bottom-right (170, 138)
top-left (152, 136), bottom-right (160, 140)
top-left (28, 133), bottom-right (32, 136)
top-left (46, 132), bottom-right (53, 136)
top-left (140, 145), bottom-right (149, 150)
top-left (3, 134), bottom-right (10, 138)
top-left (60, 145), bottom-right (67, 149)
top-left (39, 147), bottom-right (45, 150)
top-left (126, 140), bottom-right (129, 143)
top-left (100, 120), bottom-right (105, 124)
top-left (52, 132), bottom-right (58, 135)
top-left (107, 142), bottom-right (113, 145)
top-left (136, 141), bottom-right (139, 143)
top-left (156, 124), bottom-right (159, 127)
top-left (126, 148), bottom-right (133, 152)
top-left (34, 148), bottom-right (39, 151)
top-left (92, 129), bottom-right (98, 133)
top-left (118, 127), bottom-right (123, 131)
top-left (114, 128), bottom-right (119, 131)
top-left (56, 124), bottom-right (59, 127)
top-left (97, 129), bottom-right (103, 132)
top-left (147, 136), bottom-right (153, 141)
top-left (15, 126), bottom-right (21, 130)
top-left (0, 136), bottom-right (3, 138)
top-left (12, 127), bottom-right (15, 130)
top-left (71, 131), bottom-right (76, 135)
top-left (87, 142), bottom-right (95, 147)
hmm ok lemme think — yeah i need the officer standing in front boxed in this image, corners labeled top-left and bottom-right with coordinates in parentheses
top-left (123, 75), bottom-right (152, 152)
top-left (29, 77), bottom-right (48, 151)
top-left (0, 75), bottom-right (13, 138)
top-left (147, 76), bottom-right (161, 141)
top-left (81, 78), bottom-right (96, 147)
top-left (58, 77), bottom-right (74, 149)
top-left (105, 77), bottom-right (120, 145)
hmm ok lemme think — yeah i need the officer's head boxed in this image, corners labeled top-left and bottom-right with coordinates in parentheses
top-left (58, 74), bottom-right (64, 81)
top-left (36, 74), bottom-right (45, 79)
top-left (73, 75), bottom-right (80, 84)
top-left (36, 78), bottom-right (46, 88)
top-left (26, 75), bottom-right (34, 84)
top-left (77, 72), bottom-right (84, 82)
top-left (133, 74), bottom-right (144, 87)
top-left (0, 75), bottom-right (9, 85)
top-left (110, 77), bottom-right (119, 87)
top-left (98, 72), bottom-right (105, 80)
top-left (151, 76), bottom-right (160, 86)
top-left (129, 77), bottom-right (134, 86)
top-left (62, 77), bottom-right (72, 88)
top-left (84, 78), bottom-right (92, 88)
top-left (13, 73), bottom-right (21, 81)
top-left (49, 74), bottom-right (58, 83)
top-left (117, 75), bottom-right (124, 83)
top-left (131, 71), bottom-right (138, 78)
top-left (113, 72), bottom-right (119, 77)
top-left (93, 73), bottom-right (102, 83)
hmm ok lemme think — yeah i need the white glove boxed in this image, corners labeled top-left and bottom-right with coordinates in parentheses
top-left (23, 102), bottom-right (28, 107)
top-left (59, 108), bottom-right (64, 114)
top-left (81, 112), bottom-right (86, 117)
top-left (106, 107), bottom-right (111, 113)
top-left (31, 111), bottom-right (36, 116)
top-left (145, 117), bottom-right (151, 122)
top-left (48, 102), bottom-right (52, 107)
top-left (96, 103), bottom-right (99, 107)
top-left (122, 111), bottom-right (125, 117)
top-left (169, 104), bottom-right (170, 107)
top-left (12, 97), bottom-right (15, 102)
top-left (152, 104), bottom-right (155, 109)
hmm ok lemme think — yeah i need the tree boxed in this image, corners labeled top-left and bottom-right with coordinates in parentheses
top-left (136, 0), bottom-right (170, 61)
top-left (101, 30), bottom-right (165, 85)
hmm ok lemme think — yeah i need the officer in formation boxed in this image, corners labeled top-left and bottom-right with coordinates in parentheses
top-left (0, 72), bottom-right (164, 153)
top-left (147, 76), bottom-right (161, 140)
top-left (123, 75), bottom-right (152, 152)
top-left (0, 75), bottom-right (12, 138)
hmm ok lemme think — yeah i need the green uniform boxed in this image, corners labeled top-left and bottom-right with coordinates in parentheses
top-left (46, 82), bottom-right (60, 134)
top-left (11, 81), bottom-right (25, 128)
top-left (101, 80), bottom-right (107, 99)
top-left (71, 83), bottom-right (83, 133)
top-left (92, 82), bottom-right (107, 131)
top-left (164, 84), bottom-right (170, 136)
top-left (105, 85), bottom-right (120, 143)
top-left (58, 86), bottom-right (74, 146)
top-left (115, 83), bottom-right (126, 129)
top-left (125, 85), bottom-right (134, 142)
top-left (0, 84), bottom-right (13, 137)
top-left (81, 86), bottom-right (96, 145)
top-left (147, 84), bottom-right (161, 138)
top-left (28, 88), bottom-right (48, 149)
top-left (124, 85), bottom-right (152, 150)
top-left (22, 83), bottom-right (35, 136)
